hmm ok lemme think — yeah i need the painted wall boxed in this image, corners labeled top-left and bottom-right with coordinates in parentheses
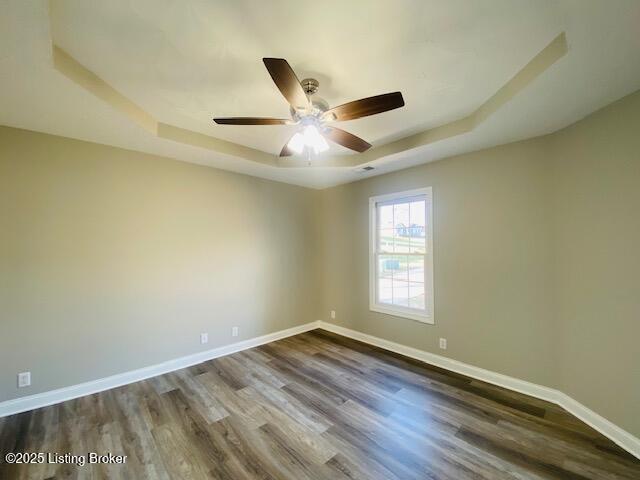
top-left (0, 126), bottom-right (321, 402)
top-left (319, 89), bottom-right (640, 437)
top-left (551, 91), bottom-right (640, 436)
top-left (319, 139), bottom-right (556, 387)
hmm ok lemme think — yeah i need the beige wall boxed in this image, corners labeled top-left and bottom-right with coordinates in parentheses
top-left (0, 126), bottom-right (321, 402)
top-left (551, 91), bottom-right (640, 436)
top-left (319, 139), bottom-right (557, 387)
top-left (319, 89), bottom-right (640, 438)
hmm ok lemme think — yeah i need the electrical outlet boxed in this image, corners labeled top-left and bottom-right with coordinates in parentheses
top-left (200, 333), bottom-right (208, 344)
top-left (232, 326), bottom-right (239, 337)
top-left (330, 310), bottom-right (336, 320)
top-left (18, 372), bottom-right (31, 388)
top-left (439, 338), bottom-right (447, 350)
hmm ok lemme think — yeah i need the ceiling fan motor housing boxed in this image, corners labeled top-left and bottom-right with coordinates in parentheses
top-left (290, 81), bottom-right (330, 121)
top-left (301, 78), bottom-right (319, 95)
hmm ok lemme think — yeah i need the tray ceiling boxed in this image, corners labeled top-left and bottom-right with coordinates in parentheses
top-left (1, 0), bottom-right (639, 188)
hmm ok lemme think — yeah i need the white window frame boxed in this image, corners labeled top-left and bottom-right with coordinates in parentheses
top-left (369, 187), bottom-right (434, 324)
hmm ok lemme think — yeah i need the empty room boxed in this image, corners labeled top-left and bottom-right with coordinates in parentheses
top-left (1, 1), bottom-right (639, 478)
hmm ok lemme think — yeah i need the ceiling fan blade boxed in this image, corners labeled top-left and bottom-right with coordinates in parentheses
top-left (213, 117), bottom-right (290, 125)
top-left (323, 126), bottom-right (372, 153)
top-left (263, 58), bottom-right (309, 110)
top-left (324, 92), bottom-right (405, 122)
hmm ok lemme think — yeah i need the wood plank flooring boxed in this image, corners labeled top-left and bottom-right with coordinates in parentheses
top-left (1, 329), bottom-right (638, 479)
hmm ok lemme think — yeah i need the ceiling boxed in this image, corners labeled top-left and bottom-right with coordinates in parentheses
top-left (1, 0), bottom-right (639, 188)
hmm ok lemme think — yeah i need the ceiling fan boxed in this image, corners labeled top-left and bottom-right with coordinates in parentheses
top-left (213, 58), bottom-right (405, 157)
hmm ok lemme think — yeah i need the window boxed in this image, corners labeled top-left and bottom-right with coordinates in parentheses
top-left (369, 188), bottom-right (433, 323)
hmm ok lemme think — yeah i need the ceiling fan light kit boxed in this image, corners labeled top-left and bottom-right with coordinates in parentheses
top-left (213, 58), bottom-right (405, 158)
top-left (288, 125), bottom-right (329, 155)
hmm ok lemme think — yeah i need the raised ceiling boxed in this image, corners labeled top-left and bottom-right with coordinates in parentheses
top-left (1, 0), bottom-right (640, 188)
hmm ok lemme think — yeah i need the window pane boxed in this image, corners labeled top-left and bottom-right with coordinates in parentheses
top-left (393, 226), bottom-right (411, 253)
top-left (409, 200), bottom-right (426, 253)
top-left (409, 200), bottom-right (425, 227)
top-left (392, 255), bottom-right (408, 281)
top-left (378, 228), bottom-right (394, 253)
top-left (379, 204), bottom-right (393, 229)
top-left (393, 202), bottom-right (409, 231)
top-left (377, 255), bottom-right (397, 279)
top-left (408, 256), bottom-right (425, 282)
top-left (378, 278), bottom-right (392, 305)
top-left (392, 280), bottom-right (409, 307)
top-left (410, 234), bottom-right (426, 254)
top-left (409, 282), bottom-right (425, 310)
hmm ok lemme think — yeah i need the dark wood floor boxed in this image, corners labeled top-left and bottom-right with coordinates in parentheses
top-left (1, 329), bottom-right (638, 479)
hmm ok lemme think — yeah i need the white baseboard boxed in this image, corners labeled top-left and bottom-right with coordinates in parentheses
top-left (317, 321), bottom-right (640, 460)
top-left (0, 321), bottom-right (321, 418)
top-left (554, 392), bottom-right (640, 460)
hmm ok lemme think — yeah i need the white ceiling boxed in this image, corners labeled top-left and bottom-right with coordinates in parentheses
top-left (1, 0), bottom-right (639, 188)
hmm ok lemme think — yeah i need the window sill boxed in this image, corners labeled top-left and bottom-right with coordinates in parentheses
top-left (369, 304), bottom-right (434, 324)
